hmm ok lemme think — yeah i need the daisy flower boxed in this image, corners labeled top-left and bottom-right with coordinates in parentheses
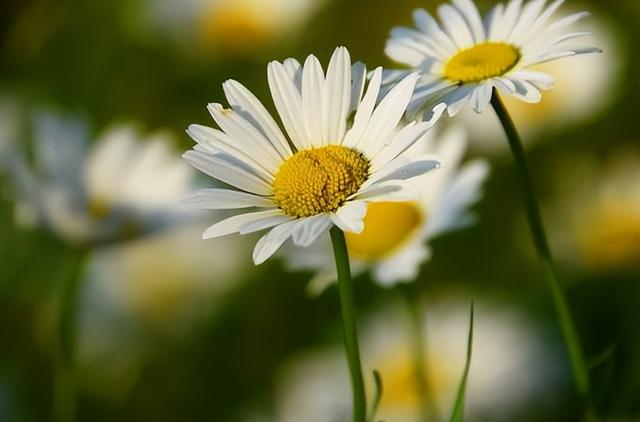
top-left (282, 126), bottom-right (489, 291)
top-left (8, 112), bottom-right (193, 246)
top-left (384, 0), bottom-right (602, 117)
top-left (183, 46), bottom-right (445, 265)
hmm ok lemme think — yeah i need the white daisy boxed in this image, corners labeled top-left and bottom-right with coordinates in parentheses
top-left (384, 0), bottom-right (602, 117)
top-left (183, 46), bottom-right (446, 265)
top-left (8, 112), bottom-right (193, 246)
top-left (282, 126), bottom-right (489, 291)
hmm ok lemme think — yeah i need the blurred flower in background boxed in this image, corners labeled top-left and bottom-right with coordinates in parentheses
top-left (73, 222), bottom-right (250, 402)
top-left (4, 111), bottom-right (193, 246)
top-left (282, 127), bottom-right (489, 292)
top-left (455, 15), bottom-right (623, 152)
top-left (276, 297), bottom-right (556, 422)
top-left (137, 0), bottom-right (326, 56)
top-left (548, 149), bottom-right (640, 273)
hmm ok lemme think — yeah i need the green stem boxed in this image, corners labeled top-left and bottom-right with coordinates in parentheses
top-left (54, 247), bottom-right (89, 422)
top-left (330, 227), bottom-right (367, 422)
top-left (490, 90), bottom-right (589, 398)
top-left (399, 285), bottom-right (439, 422)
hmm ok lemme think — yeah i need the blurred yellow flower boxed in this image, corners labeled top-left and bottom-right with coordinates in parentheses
top-left (549, 149), bottom-right (640, 272)
top-left (276, 298), bottom-right (553, 421)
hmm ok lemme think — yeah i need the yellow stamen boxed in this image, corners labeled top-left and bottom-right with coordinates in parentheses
top-left (272, 146), bottom-right (369, 218)
top-left (346, 201), bottom-right (423, 260)
top-left (444, 42), bottom-right (521, 83)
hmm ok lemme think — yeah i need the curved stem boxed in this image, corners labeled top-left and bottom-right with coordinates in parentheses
top-left (54, 247), bottom-right (89, 422)
top-left (330, 227), bottom-right (367, 422)
top-left (399, 285), bottom-right (439, 422)
top-left (490, 90), bottom-right (589, 398)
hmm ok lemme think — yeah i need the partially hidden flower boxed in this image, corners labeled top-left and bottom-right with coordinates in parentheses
top-left (7, 112), bottom-right (193, 246)
top-left (384, 0), bottom-right (602, 117)
top-left (275, 299), bottom-right (555, 422)
top-left (183, 46), bottom-right (446, 265)
top-left (282, 126), bottom-right (489, 292)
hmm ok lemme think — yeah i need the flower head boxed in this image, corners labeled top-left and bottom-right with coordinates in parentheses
top-left (8, 112), bottom-right (193, 246)
top-left (281, 127), bottom-right (489, 290)
top-left (384, 0), bottom-right (602, 117)
top-left (183, 47), bottom-right (445, 264)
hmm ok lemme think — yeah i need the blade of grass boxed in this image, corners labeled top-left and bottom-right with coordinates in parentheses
top-left (367, 370), bottom-right (383, 422)
top-left (449, 302), bottom-right (474, 422)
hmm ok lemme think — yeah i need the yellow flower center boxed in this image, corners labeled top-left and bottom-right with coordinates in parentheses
top-left (272, 146), bottom-right (369, 218)
top-left (444, 42), bottom-right (521, 83)
top-left (346, 201), bottom-right (423, 260)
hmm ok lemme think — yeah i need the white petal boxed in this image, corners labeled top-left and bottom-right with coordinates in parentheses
top-left (359, 73), bottom-right (419, 157)
top-left (240, 214), bottom-right (295, 234)
top-left (508, 0), bottom-right (546, 43)
top-left (291, 214), bottom-right (333, 247)
top-left (331, 201), bottom-right (366, 233)
top-left (352, 180), bottom-right (419, 202)
top-left (367, 155), bottom-right (441, 186)
top-left (438, 4), bottom-right (475, 48)
top-left (373, 243), bottom-right (430, 286)
top-left (202, 209), bottom-right (282, 239)
top-left (187, 124), bottom-right (275, 180)
top-left (253, 220), bottom-right (298, 264)
top-left (371, 106), bottom-right (444, 171)
top-left (268, 61), bottom-right (310, 150)
top-left (181, 188), bottom-right (273, 210)
top-left (507, 78), bottom-right (542, 102)
top-left (486, 3), bottom-right (505, 41)
top-left (349, 62), bottom-right (367, 113)
top-left (283, 58), bottom-right (303, 90)
top-left (440, 85), bottom-right (475, 116)
top-left (470, 83), bottom-right (493, 113)
top-left (342, 67), bottom-right (382, 148)
top-left (207, 104), bottom-right (282, 172)
top-left (452, 0), bottom-right (486, 42)
top-left (301, 54), bottom-right (326, 146)
top-left (427, 159), bottom-right (489, 238)
top-left (412, 9), bottom-right (459, 55)
top-left (222, 79), bottom-right (292, 159)
top-left (494, 0), bottom-right (523, 40)
top-left (509, 70), bottom-right (555, 90)
top-left (183, 150), bottom-right (272, 195)
top-left (324, 46), bottom-right (351, 144)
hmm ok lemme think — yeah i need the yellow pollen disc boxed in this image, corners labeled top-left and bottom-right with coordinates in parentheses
top-left (272, 146), bottom-right (369, 218)
top-left (444, 42), bottom-right (521, 83)
top-left (346, 201), bottom-right (423, 260)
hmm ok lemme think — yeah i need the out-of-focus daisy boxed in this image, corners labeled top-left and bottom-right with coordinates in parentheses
top-left (456, 16), bottom-right (622, 151)
top-left (183, 47), bottom-right (445, 265)
top-left (73, 222), bottom-right (249, 400)
top-left (139, 0), bottom-right (325, 55)
top-left (384, 0), bottom-right (602, 117)
top-left (276, 298), bottom-right (555, 421)
top-left (548, 150), bottom-right (640, 272)
top-left (282, 127), bottom-right (489, 292)
top-left (8, 112), bottom-right (193, 246)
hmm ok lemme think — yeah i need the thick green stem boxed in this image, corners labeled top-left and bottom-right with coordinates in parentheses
top-left (54, 247), bottom-right (89, 422)
top-left (490, 90), bottom-right (589, 398)
top-left (330, 227), bottom-right (367, 422)
top-left (399, 285), bottom-right (439, 422)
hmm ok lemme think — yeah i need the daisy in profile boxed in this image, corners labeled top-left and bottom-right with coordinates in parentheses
top-left (282, 126), bottom-right (489, 293)
top-left (8, 112), bottom-right (193, 246)
top-left (384, 0), bottom-right (602, 116)
top-left (183, 46), bottom-right (445, 265)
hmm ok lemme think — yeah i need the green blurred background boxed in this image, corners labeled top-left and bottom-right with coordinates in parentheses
top-left (0, 0), bottom-right (639, 420)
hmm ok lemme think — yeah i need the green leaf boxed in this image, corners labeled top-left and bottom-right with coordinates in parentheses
top-left (449, 301), bottom-right (474, 422)
top-left (367, 369), bottom-right (383, 422)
